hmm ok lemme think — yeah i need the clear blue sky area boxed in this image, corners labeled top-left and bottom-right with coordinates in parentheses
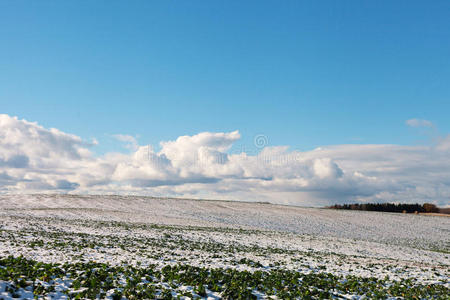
top-left (1, 0), bottom-right (449, 154)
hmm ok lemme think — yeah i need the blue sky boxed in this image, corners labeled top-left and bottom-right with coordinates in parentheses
top-left (1, 1), bottom-right (450, 205)
top-left (1, 0), bottom-right (449, 153)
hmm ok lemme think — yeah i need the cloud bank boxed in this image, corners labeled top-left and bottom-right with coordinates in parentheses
top-left (1, 114), bottom-right (449, 207)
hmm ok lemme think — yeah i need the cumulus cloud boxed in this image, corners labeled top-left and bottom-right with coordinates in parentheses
top-left (1, 114), bottom-right (449, 207)
top-left (406, 118), bottom-right (434, 128)
top-left (0, 114), bottom-right (102, 192)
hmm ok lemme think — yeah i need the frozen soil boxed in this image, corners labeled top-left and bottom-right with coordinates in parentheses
top-left (0, 194), bottom-right (448, 299)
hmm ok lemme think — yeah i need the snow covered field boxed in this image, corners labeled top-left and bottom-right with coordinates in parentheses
top-left (0, 194), bottom-right (449, 299)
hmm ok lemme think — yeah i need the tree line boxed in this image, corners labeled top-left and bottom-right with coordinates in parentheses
top-left (327, 202), bottom-right (440, 213)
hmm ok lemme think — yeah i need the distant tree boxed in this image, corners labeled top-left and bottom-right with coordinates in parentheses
top-left (423, 203), bottom-right (439, 213)
top-left (327, 202), bottom-right (434, 214)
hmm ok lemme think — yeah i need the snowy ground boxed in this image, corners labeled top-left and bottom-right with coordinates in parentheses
top-left (0, 194), bottom-right (449, 299)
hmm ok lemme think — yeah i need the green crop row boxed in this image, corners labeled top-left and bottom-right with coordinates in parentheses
top-left (1, 256), bottom-right (448, 299)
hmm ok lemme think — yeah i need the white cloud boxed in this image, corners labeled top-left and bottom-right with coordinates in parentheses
top-left (406, 118), bottom-right (434, 128)
top-left (113, 134), bottom-right (139, 151)
top-left (312, 158), bottom-right (343, 179)
top-left (436, 135), bottom-right (450, 152)
top-left (1, 114), bottom-right (450, 207)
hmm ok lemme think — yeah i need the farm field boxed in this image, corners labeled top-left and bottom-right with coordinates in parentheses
top-left (0, 194), bottom-right (449, 299)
